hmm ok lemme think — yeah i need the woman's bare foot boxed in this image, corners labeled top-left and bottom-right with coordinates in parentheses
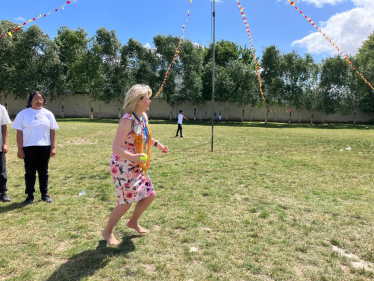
top-left (102, 230), bottom-right (120, 245)
top-left (127, 221), bottom-right (148, 234)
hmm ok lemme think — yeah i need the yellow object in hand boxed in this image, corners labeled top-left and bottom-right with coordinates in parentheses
top-left (139, 153), bottom-right (148, 161)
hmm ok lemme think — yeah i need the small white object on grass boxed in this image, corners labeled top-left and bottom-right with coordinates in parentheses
top-left (79, 191), bottom-right (87, 196)
top-left (346, 146), bottom-right (351, 151)
top-left (190, 247), bottom-right (198, 252)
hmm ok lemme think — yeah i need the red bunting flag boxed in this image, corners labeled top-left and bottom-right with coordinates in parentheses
top-left (235, 0), bottom-right (267, 109)
top-left (286, 0), bottom-right (374, 91)
top-left (155, 0), bottom-right (193, 98)
top-left (2, 0), bottom-right (75, 40)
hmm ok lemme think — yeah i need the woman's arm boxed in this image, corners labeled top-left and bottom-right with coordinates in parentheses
top-left (16, 130), bottom-right (25, 159)
top-left (50, 129), bottom-right (56, 157)
top-left (151, 138), bottom-right (169, 154)
top-left (113, 119), bottom-right (144, 163)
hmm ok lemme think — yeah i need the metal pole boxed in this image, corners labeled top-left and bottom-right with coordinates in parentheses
top-left (211, 0), bottom-right (215, 152)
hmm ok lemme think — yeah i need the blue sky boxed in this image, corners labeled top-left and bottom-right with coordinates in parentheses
top-left (1, 0), bottom-right (373, 62)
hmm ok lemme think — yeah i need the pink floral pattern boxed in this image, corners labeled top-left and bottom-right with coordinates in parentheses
top-left (109, 113), bottom-right (154, 204)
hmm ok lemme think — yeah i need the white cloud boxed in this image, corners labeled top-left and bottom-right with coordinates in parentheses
top-left (277, 0), bottom-right (345, 8)
top-left (291, 1), bottom-right (374, 55)
top-left (14, 17), bottom-right (25, 22)
top-left (299, 0), bottom-right (345, 7)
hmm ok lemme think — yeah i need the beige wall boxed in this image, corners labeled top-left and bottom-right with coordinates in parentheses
top-left (4, 95), bottom-right (374, 124)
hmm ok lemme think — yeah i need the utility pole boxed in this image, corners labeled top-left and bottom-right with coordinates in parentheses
top-left (211, 0), bottom-right (216, 152)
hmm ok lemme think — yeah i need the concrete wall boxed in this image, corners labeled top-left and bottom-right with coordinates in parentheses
top-left (4, 95), bottom-right (374, 124)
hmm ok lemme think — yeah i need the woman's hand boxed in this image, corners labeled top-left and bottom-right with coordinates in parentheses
top-left (158, 144), bottom-right (169, 154)
top-left (50, 148), bottom-right (56, 157)
top-left (17, 150), bottom-right (25, 159)
top-left (131, 153), bottom-right (147, 164)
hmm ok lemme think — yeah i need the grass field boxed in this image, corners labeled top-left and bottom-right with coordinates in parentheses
top-left (0, 119), bottom-right (373, 280)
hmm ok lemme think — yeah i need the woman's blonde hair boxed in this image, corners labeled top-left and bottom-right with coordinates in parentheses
top-left (123, 84), bottom-right (152, 114)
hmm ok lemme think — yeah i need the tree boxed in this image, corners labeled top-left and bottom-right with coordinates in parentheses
top-left (319, 55), bottom-right (350, 115)
top-left (203, 40), bottom-right (240, 67)
top-left (153, 35), bottom-right (181, 119)
top-left (228, 61), bottom-right (259, 122)
top-left (261, 45), bottom-right (284, 123)
top-left (0, 20), bottom-right (23, 108)
top-left (12, 25), bottom-right (63, 102)
top-left (179, 40), bottom-right (204, 119)
top-left (357, 32), bottom-right (374, 113)
top-left (54, 26), bottom-right (89, 116)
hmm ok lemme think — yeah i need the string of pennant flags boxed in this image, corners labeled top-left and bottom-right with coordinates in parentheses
top-left (235, 0), bottom-right (268, 109)
top-left (1, 0), bottom-right (75, 39)
top-left (154, 0), bottom-right (193, 98)
top-left (287, 0), bottom-right (374, 91)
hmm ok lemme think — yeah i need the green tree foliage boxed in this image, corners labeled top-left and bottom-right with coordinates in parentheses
top-left (179, 40), bottom-right (204, 105)
top-left (319, 55), bottom-right (350, 114)
top-left (54, 26), bottom-right (90, 98)
top-left (0, 20), bottom-right (23, 106)
top-left (153, 35), bottom-right (181, 106)
top-left (12, 25), bottom-right (63, 101)
top-left (357, 32), bottom-right (374, 113)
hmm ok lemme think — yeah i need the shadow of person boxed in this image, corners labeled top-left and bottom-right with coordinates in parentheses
top-left (46, 235), bottom-right (140, 281)
top-left (0, 202), bottom-right (23, 214)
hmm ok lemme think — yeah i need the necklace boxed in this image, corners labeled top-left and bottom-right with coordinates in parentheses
top-left (132, 112), bottom-right (152, 175)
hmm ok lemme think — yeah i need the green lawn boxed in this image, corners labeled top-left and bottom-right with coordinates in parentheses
top-left (1, 119), bottom-right (373, 280)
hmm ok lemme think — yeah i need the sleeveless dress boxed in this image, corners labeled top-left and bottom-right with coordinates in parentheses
top-left (109, 113), bottom-right (154, 204)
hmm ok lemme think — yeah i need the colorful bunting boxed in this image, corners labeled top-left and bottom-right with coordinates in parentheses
top-left (154, 0), bottom-right (193, 98)
top-left (287, 0), bottom-right (374, 90)
top-left (1, 1), bottom-right (74, 39)
top-left (235, 0), bottom-right (268, 109)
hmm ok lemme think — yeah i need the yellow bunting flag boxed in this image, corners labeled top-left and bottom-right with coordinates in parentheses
top-left (286, 0), bottom-right (374, 90)
top-left (2, 1), bottom-right (75, 40)
top-left (155, 0), bottom-right (193, 98)
top-left (235, 0), bottom-right (267, 109)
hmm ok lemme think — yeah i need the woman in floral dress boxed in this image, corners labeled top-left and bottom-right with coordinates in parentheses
top-left (102, 84), bottom-right (169, 245)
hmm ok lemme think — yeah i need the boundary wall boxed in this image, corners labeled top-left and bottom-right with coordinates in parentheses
top-left (4, 96), bottom-right (374, 123)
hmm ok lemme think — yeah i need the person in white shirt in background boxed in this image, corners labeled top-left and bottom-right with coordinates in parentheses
top-left (12, 91), bottom-right (59, 206)
top-left (0, 104), bottom-right (11, 202)
top-left (175, 110), bottom-right (188, 138)
top-left (218, 114), bottom-right (222, 122)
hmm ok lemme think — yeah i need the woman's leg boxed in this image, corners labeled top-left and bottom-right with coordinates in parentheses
top-left (127, 195), bottom-right (155, 233)
top-left (102, 203), bottom-right (132, 245)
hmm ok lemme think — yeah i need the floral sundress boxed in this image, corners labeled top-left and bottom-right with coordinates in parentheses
top-left (109, 113), bottom-right (154, 204)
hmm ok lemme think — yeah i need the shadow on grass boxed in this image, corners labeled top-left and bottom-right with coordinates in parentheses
top-left (46, 235), bottom-right (140, 281)
top-left (0, 202), bottom-right (23, 213)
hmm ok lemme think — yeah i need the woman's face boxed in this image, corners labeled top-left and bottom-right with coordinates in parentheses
top-left (137, 95), bottom-right (151, 112)
top-left (31, 93), bottom-right (44, 110)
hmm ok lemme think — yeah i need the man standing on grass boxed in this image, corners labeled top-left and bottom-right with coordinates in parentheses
top-left (0, 104), bottom-right (11, 202)
top-left (175, 110), bottom-right (188, 138)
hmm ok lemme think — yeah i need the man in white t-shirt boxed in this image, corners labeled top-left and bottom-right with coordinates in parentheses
top-left (0, 104), bottom-right (11, 202)
top-left (175, 109), bottom-right (188, 138)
